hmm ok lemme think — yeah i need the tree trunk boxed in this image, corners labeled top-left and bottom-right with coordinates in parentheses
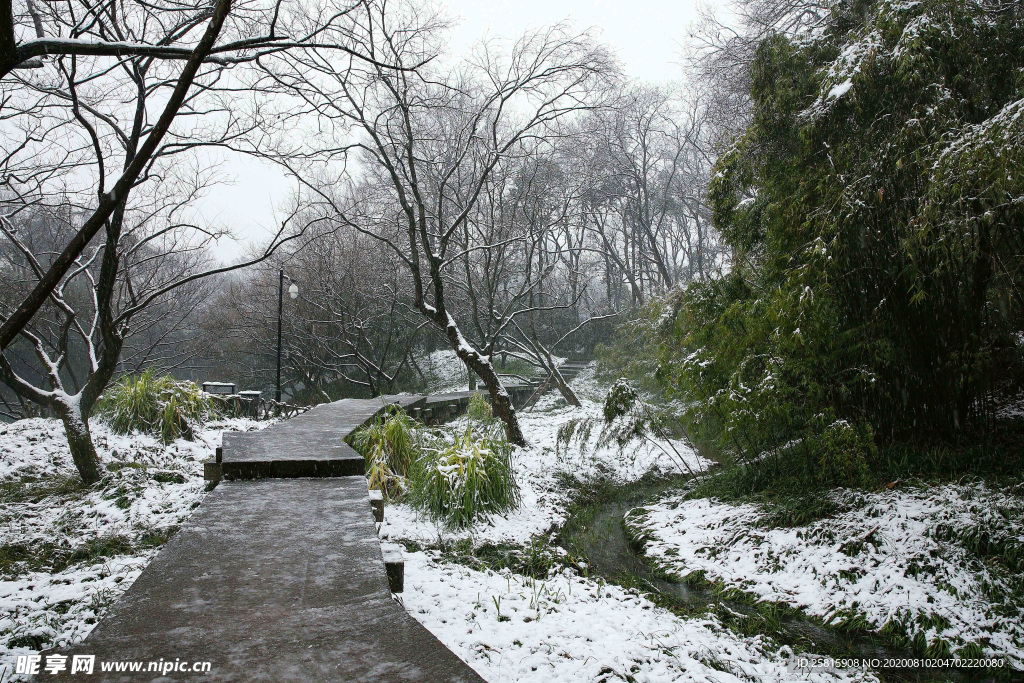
top-left (534, 345), bottom-right (580, 407)
top-left (58, 405), bottom-right (104, 485)
top-left (470, 358), bottom-right (526, 446)
top-left (452, 344), bottom-right (525, 445)
top-left (530, 340), bottom-right (580, 407)
top-left (549, 363), bottom-right (581, 407)
top-left (431, 309), bottom-right (526, 445)
top-left (0, 1), bottom-right (16, 70)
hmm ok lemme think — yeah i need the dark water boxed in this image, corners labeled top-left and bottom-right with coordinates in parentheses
top-left (561, 492), bottom-right (988, 683)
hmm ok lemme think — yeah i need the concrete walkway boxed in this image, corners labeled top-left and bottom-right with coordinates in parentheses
top-left (48, 395), bottom-right (484, 682)
top-left (209, 395), bottom-right (426, 480)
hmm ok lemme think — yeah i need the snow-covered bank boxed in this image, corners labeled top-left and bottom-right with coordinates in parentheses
top-left (0, 417), bottom-right (273, 678)
top-left (380, 370), bottom-right (711, 546)
top-left (403, 550), bottom-right (874, 683)
top-left (626, 484), bottom-right (1024, 667)
top-left (385, 370), bottom-right (872, 681)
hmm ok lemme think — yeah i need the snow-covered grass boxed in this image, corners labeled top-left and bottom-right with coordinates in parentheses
top-left (7, 367), bottom-right (1016, 681)
top-left (625, 484), bottom-right (1024, 667)
top-left (380, 368), bottom-right (711, 547)
top-left (0, 416), bottom-right (274, 678)
top-left (403, 550), bottom-right (874, 683)
top-left (383, 370), bottom-right (875, 681)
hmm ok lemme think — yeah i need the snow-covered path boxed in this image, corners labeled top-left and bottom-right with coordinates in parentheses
top-left (5, 370), bottom-right (1007, 681)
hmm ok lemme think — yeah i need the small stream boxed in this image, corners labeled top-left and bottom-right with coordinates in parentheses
top-left (558, 482), bottom-right (983, 683)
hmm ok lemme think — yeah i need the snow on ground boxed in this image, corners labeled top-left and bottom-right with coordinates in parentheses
top-left (380, 368), bottom-right (712, 546)
top-left (422, 350), bottom-right (473, 393)
top-left (8, 369), bottom-right (1004, 681)
top-left (0, 557), bottom-right (151, 677)
top-left (419, 349), bottom-right (564, 394)
top-left (386, 370), bottom-right (870, 681)
top-left (0, 416), bottom-right (273, 679)
top-left (403, 550), bottom-right (874, 683)
top-left (626, 484), bottom-right (1024, 666)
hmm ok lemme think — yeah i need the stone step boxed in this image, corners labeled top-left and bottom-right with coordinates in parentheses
top-left (382, 542), bottom-right (405, 594)
top-left (369, 488), bottom-right (384, 523)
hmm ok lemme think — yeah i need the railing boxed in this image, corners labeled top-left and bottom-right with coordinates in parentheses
top-left (496, 372), bottom-right (539, 386)
top-left (208, 393), bottom-right (311, 420)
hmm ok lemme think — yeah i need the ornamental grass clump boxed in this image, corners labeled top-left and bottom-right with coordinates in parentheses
top-left (97, 370), bottom-right (215, 444)
top-left (350, 407), bottom-right (423, 499)
top-left (410, 423), bottom-right (519, 530)
top-left (466, 393), bottom-right (493, 422)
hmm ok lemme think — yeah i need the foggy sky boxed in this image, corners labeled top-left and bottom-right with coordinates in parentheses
top-left (201, 0), bottom-right (721, 262)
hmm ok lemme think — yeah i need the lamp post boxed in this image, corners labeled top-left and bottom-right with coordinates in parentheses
top-left (275, 269), bottom-right (299, 403)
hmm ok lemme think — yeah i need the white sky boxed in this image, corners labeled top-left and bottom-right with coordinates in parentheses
top-left (203, 0), bottom-right (721, 262)
top-left (444, 0), bottom-right (710, 82)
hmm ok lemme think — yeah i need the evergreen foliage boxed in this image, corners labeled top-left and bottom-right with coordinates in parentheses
top-left (97, 371), bottom-right (215, 445)
top-left (657, 0), bottom-right (1024, 489)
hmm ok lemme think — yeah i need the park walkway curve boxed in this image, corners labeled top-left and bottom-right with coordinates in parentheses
top-left (45, 391), bottom-right (520, 682)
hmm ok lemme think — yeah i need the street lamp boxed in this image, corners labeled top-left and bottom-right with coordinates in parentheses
top-left (275, 269), bottom-right (299, 403)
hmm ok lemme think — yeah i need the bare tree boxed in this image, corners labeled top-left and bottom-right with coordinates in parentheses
top-left (576, 85), bottom-right (725, 305)
top-left (0, 182), bottom-right (302, 483)
top-left (286, 227), bottom-right (425, 397)
top-left (0, 0), bottom-right (428, 483)
top-left (210, 220), bottom-right (426, 401)
top-left (453, 149), bottom-right (618, 407)
top-left (686, 0), bottom-right (835, 148)
top-left (0, 0), bottom-right (234, 349)
top-left (261, 4), bottom-right (616, 444)
top-left (0, 0), bottom-right (414, 350)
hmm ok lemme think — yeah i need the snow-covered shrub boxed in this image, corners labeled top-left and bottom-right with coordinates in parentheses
top-left (409, 423), bottom-right (519, 529)
top-left (96, 371), bottom-right (215, 445)
top-left (626, 0), bottom-right (1024, 493)
top-left (803, 417), bottom-right (873, 486)
top-left (602, 378), bottom-right (638, 423)
top-left (349, 407), bottom-right (423, 499)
